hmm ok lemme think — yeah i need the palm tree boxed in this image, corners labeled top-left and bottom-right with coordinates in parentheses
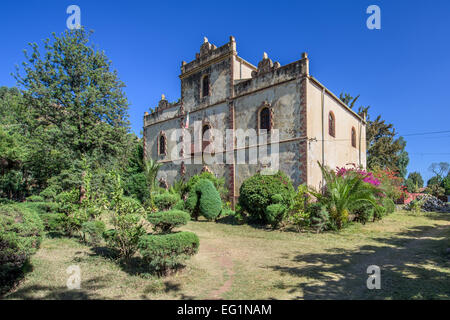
top-left (143, 159), bottom-right (161, 197)
top-left (311, 162), bottom-right (382, 229)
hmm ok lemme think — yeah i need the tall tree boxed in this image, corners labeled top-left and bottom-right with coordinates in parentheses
top-left (14, 28), bottom-right (132, 190)
top-left (340, 93), bottom-right (408, 175)
top-left (428, 162), bottom-right (450, 183)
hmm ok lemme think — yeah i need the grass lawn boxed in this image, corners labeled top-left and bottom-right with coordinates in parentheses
top-left (3, 210), bottom-right (449, 300)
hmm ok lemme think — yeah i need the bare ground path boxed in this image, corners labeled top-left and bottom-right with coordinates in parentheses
top-left (4, 211), bottom-right (450, 300)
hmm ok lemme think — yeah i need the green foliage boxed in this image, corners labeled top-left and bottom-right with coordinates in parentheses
top-left (238, 171), bottom-right (294, 223)
top-left (350, 202), bottom-right (374, 225)
top-left (124, 172), bottom-right (149, 204)
top-left (186, 179), bottom-right (222, 221)
top-left (425, 184), bottom-right (445, 199)
top-left (147, 210), bottom-right (190, 234)
top-left (405, 172), bottom-right (424, 193)
top-left (382, 197), bottom-right (396, 214)
top-left (173, 199), bottom-right (185, 211)
top-left (103, 172), bottom-right (145, 260)
top-left (310, 162), bottom-right (383, 229)
top-left (265, 204), bottom-right (287, 228)
top-left (186, 172), bottom-right (228, 202)
top-left (81, 220), bottom-right (106, 246)
top-left (442, 174), bottom-right (450, 196)
top-left (307, 203), bottom-right (330, 233)
top-left (153, 192), bottom-right (180, 211)
top-left (26, 195), bottom-right (44, 203)
top-left (39, 186), bottom-right (60, 202)
top-left (0, 204), bottom-right (43, 293)
top-left (138, 232), bottom-right (199, 275)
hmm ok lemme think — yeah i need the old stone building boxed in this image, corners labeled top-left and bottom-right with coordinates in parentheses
top-left (143, 36), bottom-right (366, 206)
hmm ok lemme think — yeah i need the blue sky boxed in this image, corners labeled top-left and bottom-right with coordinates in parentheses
top-left (1, 0), bottom-right (449, 182)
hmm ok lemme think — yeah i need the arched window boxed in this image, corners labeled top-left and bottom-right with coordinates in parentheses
top-left (159, 134), bottom-right (166, 155)
top-left (351, 127), bottom-right (356, 148)
top-left (328, 112), bottom-right (335, 137)
top-left (202, 75), bottom-right (210, 97)
top-left (202, 124), bottom-right (211, 151)
top-left (260, 107), bottom-right (271, 131)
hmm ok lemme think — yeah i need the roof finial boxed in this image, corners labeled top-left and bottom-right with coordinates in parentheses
top-left (263, 52), bottom-right (268, 60)
top-left (161, 94), bottom-right (166, 100)
top-left (203, 37), bottom-right (208, 43)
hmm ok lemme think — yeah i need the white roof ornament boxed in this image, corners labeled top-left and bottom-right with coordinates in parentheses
top-left (263, 52), bottom-right (268, 60)
top-left (161, 94), bottom-right (166, 100)
top-left (203, 37), bottom-right (208, 43)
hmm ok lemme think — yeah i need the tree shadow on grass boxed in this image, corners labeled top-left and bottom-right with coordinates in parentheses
top-left (268, 223), bottom-right (450, 300)
top-left (3, 276), bottom-right (109, 300)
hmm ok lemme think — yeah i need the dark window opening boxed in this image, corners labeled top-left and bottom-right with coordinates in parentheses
top-left (351, 127), bottom-right (357, 148)
top-left (329, 112), bottom-right (335, 137)
top-left (260, 107), bottom-right (271, 131)
top-left (159, 135), bottom-right (166, 155)
top-left (202, 75), bottom-right (210, 97)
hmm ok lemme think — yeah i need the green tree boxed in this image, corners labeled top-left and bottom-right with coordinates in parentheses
top-left (339, 93), bottom-right (408, 173)
top-left (14, 28), bottom-right (132, 192)
top-left (405, 171), bottom-right (424, 193)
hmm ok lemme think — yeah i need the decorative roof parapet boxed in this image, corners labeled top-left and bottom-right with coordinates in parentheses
top-left (251, 52), bottom-right (281, 78)
top-left (180, 36), bottom-right (236, 76)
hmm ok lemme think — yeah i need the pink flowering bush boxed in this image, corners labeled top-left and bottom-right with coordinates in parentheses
top-left (336, 164), bottom-right (381, 187)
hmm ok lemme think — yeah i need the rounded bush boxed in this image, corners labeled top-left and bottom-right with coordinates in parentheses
top-left (265, 203), bottom-right (286, 227)
top-left (138, 231), bottom-right (199, 274)
top-left (153, 192), bottom-right (180, 211)
top-left (238, 171), bottom-right (294, 223)
top-left (147, 210), bottom-right (190, 233)
top-left (0, 204), bottom-right (44, 292)
top-left (81, 220), bottom-right (106, 245)
top-left (382, 198), bottom-right (395, 214)
top-left (186, 179), bottom-right (222, 220)
top-left (173, 199), bottom-right (185, 211)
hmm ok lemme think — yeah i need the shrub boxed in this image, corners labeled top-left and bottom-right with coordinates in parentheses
top-left (153, 192), bottom-right (180, 211)
top-left (26, 195), bottom-right (44, 203)
top-left (351, 202), bottom-right (374, 225)
top-left (382, 198), bottom-right (395, 214)
top-left (186, 172), bottom-right (228, 202)
top-left (265, 203), bottom-right (287, 228)
top-left (147, 210), bottom-right (190, 234)
top-left (186, 179), bottom-right (222, 220)
top-left (81, 220), bottom-right (106, 245)
top-left (40, 212), bottom-right (68, 233)
top-left (124, 172), bottom-right (150, 204)
top-left (103, 173), bottom-right (146, 260)
top-left (173, 199), bottom-right (185, 211)
top-left (238, 171), bottom-right (294, 223)
top-left (311, 162), bottom-right (383, 229)
top-left (39, 186), bottom-right (60, 202)
top-left (138, 231), bottom-right (199, 275)
top-left (307, 203), bottom-right (329, 233)
top-left (0, 204), bottom-right (44, 293)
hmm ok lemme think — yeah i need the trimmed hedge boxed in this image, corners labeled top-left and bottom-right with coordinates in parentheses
top-left (138, 231), bottom-right (199, 274)
top-left (238, 171), bottom-right (294, 223)
top-left (147, 210), bottom-right (190, 233)
top-left (265, 203), bottom-right (287, 228)
top-left (186, 179), bottom-right (222, 220)
top-left (153, 192), bottom-right (180, 211)
top-left (0, 204), bottom-right (44, 293)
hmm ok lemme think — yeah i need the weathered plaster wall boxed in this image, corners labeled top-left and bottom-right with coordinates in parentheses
top-left (306, 79), bottom-right (367, 190)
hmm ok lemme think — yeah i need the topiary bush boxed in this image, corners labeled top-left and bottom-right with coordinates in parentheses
top-left (147, 210), bottom-right (190, 234)
top-left (238, 171), bottom-right (294, 223)
top-left (0, 204), bottom-right (44, 294)
top-left (382, 197), bottom-right (396, 214)
top-left (138, 231), bottom-right (199, 275)
top-left (265, 203), bottom-right (287, 228)
top-left (153, 192), bottom-right (180, 211)
top-left (351, 202), bottom-right (374, 225)
top-left (186, 172), bottom-right (228, 202)
top-left (186, 179), bottom-right (222, 220)
top-left (81, 220), bottom-right (106, 245)
top-left (173, 199), bottom-right (185, 211)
